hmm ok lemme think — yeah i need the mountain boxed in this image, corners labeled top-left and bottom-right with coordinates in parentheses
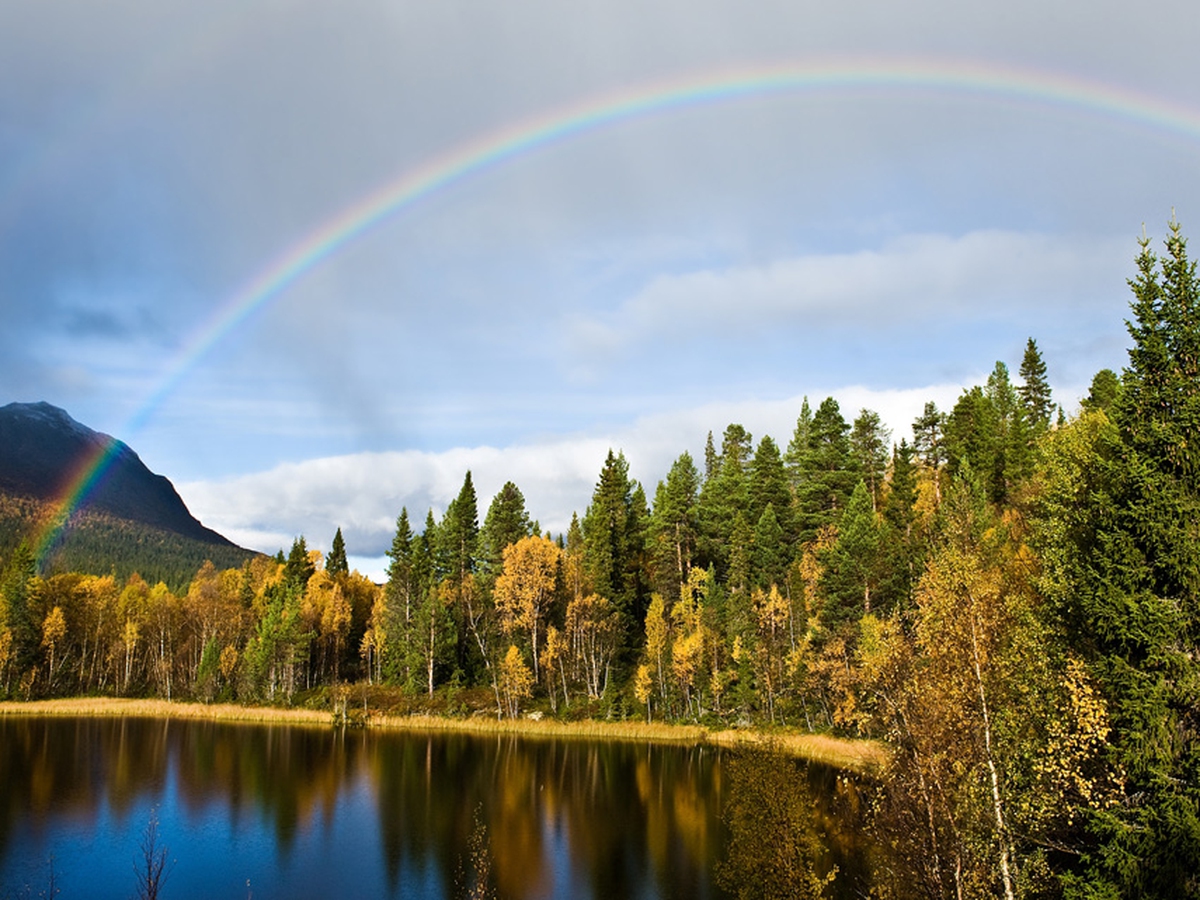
top-left (0, 402), bottom-right (254, 588)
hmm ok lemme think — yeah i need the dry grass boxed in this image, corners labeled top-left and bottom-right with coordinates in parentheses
top-left (0, 698), bottom-right (330, 727)
top-left (0, 698), bottom-right (888, 772)
top-left (372, 712), bottom-right (708, 745)
top-left (706, 728), bottom-right (890, 774)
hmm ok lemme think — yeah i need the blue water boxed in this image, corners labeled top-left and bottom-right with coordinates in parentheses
top-left (0, 718), bottom-right (744, 900)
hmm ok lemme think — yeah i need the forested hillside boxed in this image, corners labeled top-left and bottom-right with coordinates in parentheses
top-left (3, 224), bottom-right (1199, 897)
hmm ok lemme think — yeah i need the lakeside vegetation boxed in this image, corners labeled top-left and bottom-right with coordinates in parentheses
top-left (3, 221), bottom-right (1200, 896)
top-left (0, 696), bottom-right (886, 772)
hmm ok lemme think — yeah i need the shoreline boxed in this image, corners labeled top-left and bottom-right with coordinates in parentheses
top-left (0, 697), bottom-right (888, 774)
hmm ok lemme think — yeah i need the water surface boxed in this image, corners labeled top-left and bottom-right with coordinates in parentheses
top-left (0, 717), bottom-right (874, 899)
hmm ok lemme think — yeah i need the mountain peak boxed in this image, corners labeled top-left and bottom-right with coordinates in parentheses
top-left (0, 401), bottom-right (238, 548)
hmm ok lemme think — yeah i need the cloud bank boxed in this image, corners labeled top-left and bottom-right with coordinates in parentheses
top-left (180, 382), bottom-right (970, 565)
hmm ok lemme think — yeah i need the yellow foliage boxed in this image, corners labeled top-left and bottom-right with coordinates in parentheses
top-left (634, 664), bottom-right (653, 715)
top-left (218, 645), bottom-right (239, 680)
top-left (41, 606), bottom-right (66, 649)
top-left (498, 645), bottom-right (534, 719)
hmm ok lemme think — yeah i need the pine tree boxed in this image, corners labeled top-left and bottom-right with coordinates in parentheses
top-left (820, 481), bottom-right (880, 628)
top-left (850, 408), bottom-right (891, 510)
top-left (1081, 368), bottom-right (1121, 414)
top-left (912, 401), bottom-right (947, 469)
top-left (751, 504), bottom-right (787, 590)
top-left (649, 452), bottom-right (700, 596)
top-left (1017, 337), bottom-right (1053, 432)
top-left (383, 509), bottom-right (415, 682)
top-left (785, 397), bottom-right (814, 489)
top-left (879, 440), bottom-right (920, 611)
top-left (1035, 221), bottom-right (1200, 897)
top-left (794, 398), bottom-right (856, 543)
top-left (582, 450), bottom-right (647, 636)
top-left (283, 537), bottom-right (315, 593)
top-left (439, 472), bottom-right (479, 677)
top-left (703, 431), bottom-right (718, 482)
top-left (441, 472), bottom-right (479, 586)
top-left (748, 436), bottom-right (795, 550)
top-left (696, 426), bottom-right (752, 577)
top-left (327, 528), bottom-right (348, 577)
top-left (1, 542), bottom-right (37, 676)
top-left (479, 481), bottom-right (533, 580)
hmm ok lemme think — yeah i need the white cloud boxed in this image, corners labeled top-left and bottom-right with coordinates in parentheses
top-left (179, 381), bottom-right (969, 559)
top-left (571, 232), bottom-right (1132, 358)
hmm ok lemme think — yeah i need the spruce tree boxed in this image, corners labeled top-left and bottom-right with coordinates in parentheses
top-left (649, 452), bottom-right (700, 596)
top-left (703, 431), bottom-right (718, 481)
top-left (1035, 221), bottom-right (1200, 896)
top-left (879, 439), bottom-right (920, 611)
top-left (383, 509), bottom-right (415, 682)
top-left (1, 542), bottom-right (38, 676)
top-left (327, 528), bottom-right (348, 577)
top-left (751, 504), bottom-right (787, 590)
top-left (1081, 368), bottom-right (1121, 414)
top-left (1017, 337), bottom-right (1053, 432)
top-left (819, 481), bottom-right (880, 629)
top-left (479, 481), bottom-right (533, 580)
top-left (785, 397), bottom-right (814, 490)
top-left (696, 427), bottom-right (751, 576)
top-left (912, 401), bottom-right (947, 469)
top-left (850, 408), bottom-right (891, 510)
top-left (283, 537), bottom-right (315, 593)
top-left (794, 397), bottom-right (856, 543)
top-left (582, 450), bottom-right (647, 633)
top-left (748, 436), bottom-right (795, 549)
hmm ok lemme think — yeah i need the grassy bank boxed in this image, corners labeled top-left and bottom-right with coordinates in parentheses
top-left (0, 697), bottom-right (888, 773)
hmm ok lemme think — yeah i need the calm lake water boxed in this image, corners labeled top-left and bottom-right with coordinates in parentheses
top-left (0, 717), bottom-right (877, 899)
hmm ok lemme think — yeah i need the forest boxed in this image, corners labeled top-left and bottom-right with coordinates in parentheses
top-left (3, 224), bottom-right (1200, 898)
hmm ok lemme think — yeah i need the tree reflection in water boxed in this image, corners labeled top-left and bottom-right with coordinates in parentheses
top-left (0, 718), bottom-right (881, 899)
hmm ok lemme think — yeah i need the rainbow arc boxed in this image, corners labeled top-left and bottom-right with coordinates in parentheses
top-left (33, 58), bottom-right (1200, 564)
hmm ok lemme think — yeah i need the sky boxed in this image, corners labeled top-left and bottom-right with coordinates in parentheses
top-left (4, 1), bottom-right (1200, 578)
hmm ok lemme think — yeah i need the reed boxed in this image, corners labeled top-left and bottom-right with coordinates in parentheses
top-left (0, 698), bottom-right (888, 772)
top-left (0, 698), bottom-right (330, 726)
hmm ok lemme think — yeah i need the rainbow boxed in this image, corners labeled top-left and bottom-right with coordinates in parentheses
top-left (32, 56), bottom-right (1200, 566)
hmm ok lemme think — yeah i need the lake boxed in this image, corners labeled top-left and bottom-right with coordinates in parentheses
top-left (0, 717), bottom-right (878, 899)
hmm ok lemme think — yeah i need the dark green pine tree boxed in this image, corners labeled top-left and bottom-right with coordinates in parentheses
top-left (478, 481), bottom-right (533, 581)
top-left (911, 401), bottom-right (947, 470)
top-left (383, 509), bottom-right (416, 682)
top-left (1081, 368), bottom-right (1122, 414)
top-left (945, 386), bottom-right (996, 480)
top-left (850, 408), bottom-right (891, 511)
top-left (414, 510), bottom-right (441, 602)
top-left (987, 359), bottom-right (1033, 499)
top-left (794, 398), bottom-right (857, 544)
top-left (878, 440), bottom-right (920, 611)
top-left (819, 481), bottom-right (880, 631)
top-left (1035, 221), bottom-right (1200, 897)
top-left (327, 527), bottom-right (349, 577)
top-left (441, 472), bottom-right (479, 587)
top-left (649, 452), bottom-right (700, 596)
top-left (944, 363), bottom-right (1033, 507)
top-left (1, 541), bottom-right (38, 676)
top-left (703, 431), bottom-right (719, 482)
top-left (725, 512), bottom-right (753, 599)
top-left (696, 426), bottom-right (752, 577)
top-left (785, 397), bottom-right (814, 490)
top-left (751, 504), bottom-right (787, 591)
top-left (1017, 337), bottom-right (1053, 433)
top-left (748, 436), bottom-right (795, 551)
top-left (440, 472), bottom-right (480, 677)
top-left (582, 450), bottom-right (648, 635)
top-left (283, 536), bottom-right (316, 593)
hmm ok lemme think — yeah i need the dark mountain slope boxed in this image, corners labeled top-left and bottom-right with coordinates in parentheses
top-left (0, 402), bottom-right (256, 588)
top-left (0, 401), bottom-right (235, 546)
